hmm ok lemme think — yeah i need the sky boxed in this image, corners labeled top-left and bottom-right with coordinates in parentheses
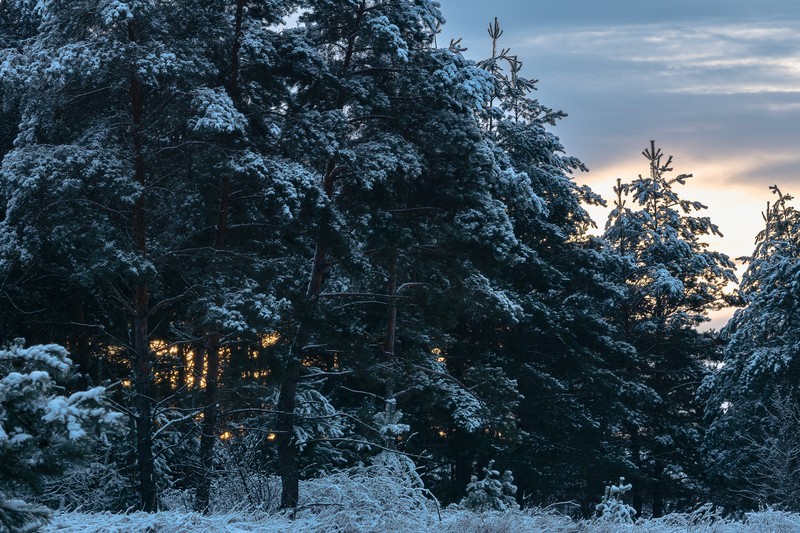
top-left (437, 0), bottom-right (800, 328)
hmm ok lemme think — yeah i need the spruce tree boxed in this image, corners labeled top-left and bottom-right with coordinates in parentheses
top-left (701, 186), bottom-right (800, 510)
top-left (435, 19), bottom-right (646, 510)
top-left (604, 142), bottom-right (736, 516)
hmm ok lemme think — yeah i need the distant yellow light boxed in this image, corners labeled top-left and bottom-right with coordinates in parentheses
top-left (431, 348), bottom-right (442, 355)
top-left (260, 332), bottom-right (281, 348)
top-left (220, 431), bottom-right (233, 441)
top-left (438, 430), bottom-right (447, 438)
top-left (267, 432), bottom-right (277, 441)
top-left (121, 379), bottom-right (131, 388)
top-left (437, 356), bottom-right (446, 363)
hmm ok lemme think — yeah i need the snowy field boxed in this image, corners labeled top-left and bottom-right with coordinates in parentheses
top-left (37, 463), bottom-right (800, 532)
top-left (44, 508), bottom-right (800, 533)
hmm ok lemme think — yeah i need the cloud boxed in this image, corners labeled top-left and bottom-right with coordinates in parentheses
top-left (489, 20), bottom-right (800, 196)
top-left (513, 21), bottom-right (800, 96)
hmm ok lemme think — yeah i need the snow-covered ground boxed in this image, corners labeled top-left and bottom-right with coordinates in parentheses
top-left (36, 458), bottom-right (800, 532)
top-left (44, 508), bottom-right (800, 533)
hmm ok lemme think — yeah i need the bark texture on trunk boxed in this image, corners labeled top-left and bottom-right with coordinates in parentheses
top-left (128, 25), bottom-right (157, 508)
top-left (194, 173), bottom-right (232, 510)
top-left (276, 350), bottom-right (304, 510)
top-left (195, 333), bottom-right (221, 511)
top-left (193, 0), bottom-right (243, 508)
top-left (652, 459), bottom-right (665, 518)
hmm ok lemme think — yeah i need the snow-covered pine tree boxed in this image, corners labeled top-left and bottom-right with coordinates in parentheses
top-left (160, 0), bottom-right (322, 512)
top-left (701, 186), bottom-right (800, 510)
top-left (604, 142), bottom-right (737, 516)
top-left (328, 16), bottom-right (536, 504)
top-left (428, 19), bottom-right (647, 510)
top-left (262, 0), bottom-right (519, 510)
top-left (267, 0), bottom-right (424, 509)
top-left (595, 477), bottom-right (637, 524)
top-left (264, 6), bottom-right (530, 509)
top-left (0, 340), bottom-right (119, 531)
top-left (459, 460), bottom-right (518, 511)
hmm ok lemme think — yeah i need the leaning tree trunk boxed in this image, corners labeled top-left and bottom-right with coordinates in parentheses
top-left (275, 206), bottom-right (332, 510)
top-left (275, 3), bottom-right (366, 511)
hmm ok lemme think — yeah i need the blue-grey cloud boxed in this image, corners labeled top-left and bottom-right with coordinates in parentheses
top-left (439, 0), bottom-right (799, 36)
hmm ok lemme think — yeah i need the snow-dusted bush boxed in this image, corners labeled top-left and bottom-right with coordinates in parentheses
top-left (439, 508), bottom-right (575, 533)
top-left (595, 477), bottom-right (636, 524)
top-left (293, 452), bottom-right (437, 532)
top-left (0, 497), bottom-right (51, 533)
top-left (149, 451), bottom-right (436, 530)
top-left (43, 457), bottom-right (137, 513)
top-left (459, 460), bottom-right (518, 512)
top-left (0, 340), bottom-right (121, 531)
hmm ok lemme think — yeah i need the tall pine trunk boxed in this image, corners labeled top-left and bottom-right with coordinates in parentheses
top-left (194, 0), bottom-right (243, 509)
top-left (69, 294), bottom-right (91, 387)
top-left (652, 459), bottom-right (665, 517)
top-left (195, 174), bottom-right (232, 510)
top-left (276, 348), bottom-right (304, 510)
top-left (196, 333), bottom-right (221, 511)
top-left (383, 256), bottom-right (398, 431)
top-left (128, 24), bottom-right (157, 509)
top-left (631, 426), bottom-right (643, 515)
top-left (276, 217), bottom-right (330, 510)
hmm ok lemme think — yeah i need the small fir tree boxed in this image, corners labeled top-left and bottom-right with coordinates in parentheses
top-left (701, 186), bottom-right (800, 510)
top-left (0, 340), bottom-right (120, 531)
top-left (595, 477), bottom-right (637, 524)
top-left (459, 460), bottom-right (518, 512)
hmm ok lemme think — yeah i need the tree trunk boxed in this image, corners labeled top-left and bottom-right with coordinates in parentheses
top-left (384, 257), bottom-right (397, 402)
top-left (176, 344), bottom-right (187, 391)
top-left (132, 286), bottom-right (156, 512)
top-left (584, 471), bottom-right (603, 518)
top-left (275, 3), bottom-right (366, 511)
top-left (194, 171), bottom-right (232, 510)
top-left (276, 350), bottom-right (304, 510)
top-left (193, 0), bottom-right (244, 505)
top-left (128, 21), bottom-right (157, 511)
top-left (227, 0), bottom-right (245, 103)
top-left (652, 459), bottom-right (665, 518)
top-left (453, 432), bottom-right (472, 499)
top-left (195, 333), bottom-right (221, 511)
top-left (69, 294), bottom-right (91, 387)
top-left (631, 427), bottom-right (643, 516)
